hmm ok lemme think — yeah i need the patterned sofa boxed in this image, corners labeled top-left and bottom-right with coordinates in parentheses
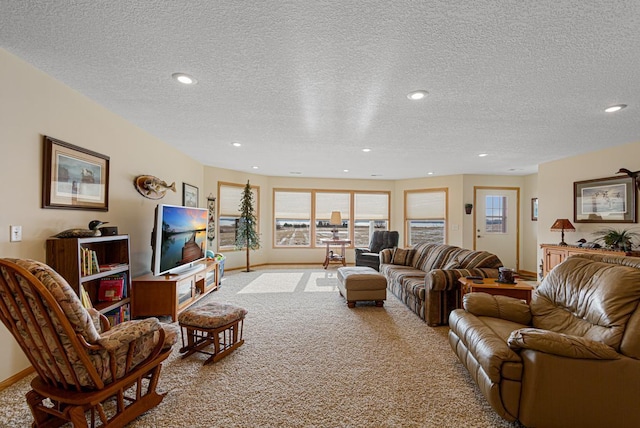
top-left (380, 243), bottom-right (503, 326)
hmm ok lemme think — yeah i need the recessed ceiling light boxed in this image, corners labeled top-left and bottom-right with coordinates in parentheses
top-left (343, 169), bottom-right (349, 173)
top-left (478, 153), bottom-right (488, 157)
top-left (252, 166), bottom-right (259, 169)
top-left (427, 172), bottom-right (434, 175)
top-left (231, 142), bottom-right (242, 147)
top-left (407, 90), bottom-right (428, 100)
top-left (605, 104), bottom-right (627, 113)
top-left (362, 148), bottom-right (372, 152)
top-left (171, 72), bottom-right (197, 85)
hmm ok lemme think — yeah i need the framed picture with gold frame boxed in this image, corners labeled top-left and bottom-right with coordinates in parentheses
top-left (42, 136), bottom-right (110, 211)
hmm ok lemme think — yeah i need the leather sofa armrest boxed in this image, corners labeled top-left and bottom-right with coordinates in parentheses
top-left (463, 292), bottom-right (532, 325)
top-left (508, 328), bottom-right (621, 360)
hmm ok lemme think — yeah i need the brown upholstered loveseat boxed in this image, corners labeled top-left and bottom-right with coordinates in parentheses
top-left (379, 243), bottom-right (502, 326)
top-left (449, 254), bottom-right (640, 428)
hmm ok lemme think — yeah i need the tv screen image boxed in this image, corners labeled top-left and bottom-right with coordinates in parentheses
top-left (152, 204), bottom-right (208, 276)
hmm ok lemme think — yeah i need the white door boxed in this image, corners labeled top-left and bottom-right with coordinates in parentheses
top-left (474, 188), bottom-right (519, 270)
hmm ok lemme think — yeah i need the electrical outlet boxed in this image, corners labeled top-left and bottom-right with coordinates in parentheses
top-left (10, 225), bottom-right (22, 242)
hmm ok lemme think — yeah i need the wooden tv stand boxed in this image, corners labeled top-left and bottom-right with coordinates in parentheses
top-left (131, 259), bottom-right (219, 322)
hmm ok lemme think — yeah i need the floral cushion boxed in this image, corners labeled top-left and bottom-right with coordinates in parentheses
top-left (179, 302), bottom-right (247, 329)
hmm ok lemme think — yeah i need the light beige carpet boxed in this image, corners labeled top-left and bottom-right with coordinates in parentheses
top-left (0, 268), bottom-right (515, 427)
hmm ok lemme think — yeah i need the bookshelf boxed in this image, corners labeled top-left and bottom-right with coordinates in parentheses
top-left (46, 234), bottom-right (132, 324)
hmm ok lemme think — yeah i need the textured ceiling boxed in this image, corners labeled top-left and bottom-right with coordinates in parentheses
top-left (2, 1), bottom-right (639, 179)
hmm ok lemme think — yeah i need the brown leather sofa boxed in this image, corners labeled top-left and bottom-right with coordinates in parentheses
top-left (448, 254), bottom-right (640, 428)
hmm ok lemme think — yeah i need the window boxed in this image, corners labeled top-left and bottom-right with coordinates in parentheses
top-left (405, 189), bottom-right (447, 246)
top-left (218, 182), bottom-right (259, 250)
top-left (485, 195), bottom-right (507, 233)
top-left (273, 189), bottom-right (391, 248)
top-left (314, 192), bottom-right (350, 244)
top-left (354, 193), bottom-right (389, 247)
top-left (274, 191), bottom-right (311, 247)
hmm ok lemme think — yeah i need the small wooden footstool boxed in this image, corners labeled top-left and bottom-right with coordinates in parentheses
top-left (337, 266), bottom-right (387, 308)
top-left (178, 302), bottom-right (247, 365)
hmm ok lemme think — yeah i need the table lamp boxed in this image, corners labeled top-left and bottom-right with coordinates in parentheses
top-left (550, 218), bottom-right (575, 246)
top-left (330, 211), bottom-right (342, 240)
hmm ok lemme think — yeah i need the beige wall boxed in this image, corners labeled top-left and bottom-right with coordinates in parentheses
top-left (537, 141), bottom-right (640, 255)
top-left (0, 49), bottom-right (205, 380)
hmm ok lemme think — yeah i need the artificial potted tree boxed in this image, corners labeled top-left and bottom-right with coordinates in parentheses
top-left (235, 180), bottom-right (260, 272)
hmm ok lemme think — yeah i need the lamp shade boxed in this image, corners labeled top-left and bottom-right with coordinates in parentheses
top-left (550, 218), bottom-right (575, 246)
top-left (550, 219), bottom-right (575, 232)
top-left (330, 211), bottom-right (342, 226)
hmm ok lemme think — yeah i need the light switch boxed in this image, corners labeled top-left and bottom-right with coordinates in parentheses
top-left (10, 225), bottom-right (22, 242)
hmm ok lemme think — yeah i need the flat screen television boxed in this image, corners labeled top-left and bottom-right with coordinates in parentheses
top-left (151, 204), bottom-right (208, 276)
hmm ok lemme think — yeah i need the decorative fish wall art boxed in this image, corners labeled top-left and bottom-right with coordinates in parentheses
top-left (134, 175), bottom-right (176, 199)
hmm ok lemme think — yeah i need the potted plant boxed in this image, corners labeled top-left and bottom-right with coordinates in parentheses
top-left (591, 228), bottom-right (640, 252)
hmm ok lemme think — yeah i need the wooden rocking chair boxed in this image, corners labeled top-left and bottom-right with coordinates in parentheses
top-left (0, 258), bottom-right (177, 427)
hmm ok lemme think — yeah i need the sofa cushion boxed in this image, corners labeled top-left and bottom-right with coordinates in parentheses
top-left (401, 276), bottom-right (426, 301)
top-left (457, 250), bottom-right (503, 269)
top-left (391, 248), bottom-right (415, 266)
top-left (412, 243), bottom-right (460, 271)
top-left (442, 259), bottom-right (461, 270)
top-left (380, 264), bottom-right (425, 286)
top-left (463, 292), bottom-right (532, 325)
top-left (532, 255), bottom-right (640, 352)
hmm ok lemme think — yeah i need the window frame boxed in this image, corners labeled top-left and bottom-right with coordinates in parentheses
top-left (272, 188), bottom-right (391, 249)
top-left (404, 188), bottom-right (448, 246)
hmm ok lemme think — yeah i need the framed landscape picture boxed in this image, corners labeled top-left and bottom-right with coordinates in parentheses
top-left (42, 136), bottom-right (109, 211)
top-left (574, 175), bottom-right (636, 223)
top-left (183, 182), bottom-right (199, 207)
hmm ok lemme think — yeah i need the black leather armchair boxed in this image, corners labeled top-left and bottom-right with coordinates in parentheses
top-left (355, 230), bottom-right (399, 271)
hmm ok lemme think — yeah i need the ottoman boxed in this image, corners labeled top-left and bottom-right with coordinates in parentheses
top-left (178, 302), bottom-right (247, 365)
top-left (337, 266), bottom-right (387, 308)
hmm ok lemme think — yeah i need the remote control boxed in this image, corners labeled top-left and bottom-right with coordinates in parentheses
top-left (466, 276), bottom-right (483, 280)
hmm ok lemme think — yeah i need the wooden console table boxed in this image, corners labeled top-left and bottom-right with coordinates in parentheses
top-left (131, 259), bottom-right (219, 321)
top-left (540, 244), bottom-right (640, 278)
top-left (321, 239), bottom-right (351, 269)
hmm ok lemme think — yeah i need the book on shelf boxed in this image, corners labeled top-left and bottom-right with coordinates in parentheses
top-left (99, 263), bottom-right (127, 272)
top-left (104, 304), bottom-right (130, 325)
top-left (79, 285), bottom-right (93, 309)
top-left (81, 247), bottom-right (100, 276)
top-left (80, 249), bottom-right (127, 276)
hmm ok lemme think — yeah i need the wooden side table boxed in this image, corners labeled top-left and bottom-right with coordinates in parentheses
top-left (458, 277), bottom-right (534, 303)
top-left (321, 239), bottom-right (351, 269)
